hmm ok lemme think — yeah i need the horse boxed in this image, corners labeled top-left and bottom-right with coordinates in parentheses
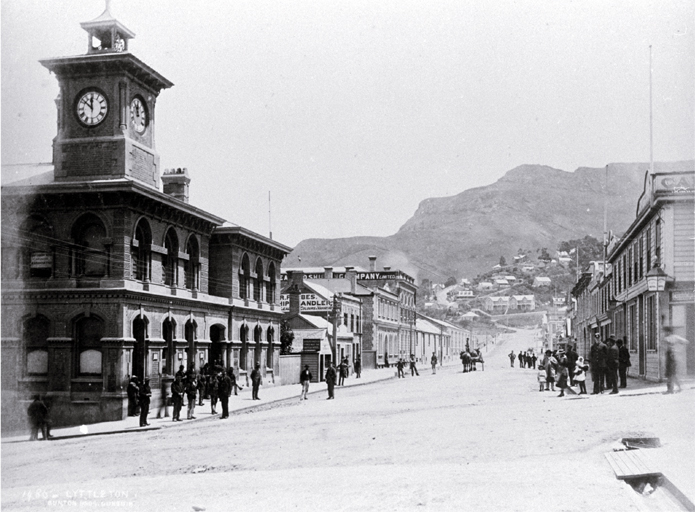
top-left (460, 351), bottom-right (472, 373)
top-left (470, 349), bottom-right (485, 371)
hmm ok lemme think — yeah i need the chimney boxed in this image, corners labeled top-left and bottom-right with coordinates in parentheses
top-left (346, 269), bottom-right (357, 293)
top-left (369, 256), bottom-right (377, 271)
top-left (287, 270), bottom-right (304, 316)
top-left (161, 167), bottom-right (191, 203)
top-left (383, 266), bottom-right (391, 271)
top-left (324, 266), bottom-right (333, 279)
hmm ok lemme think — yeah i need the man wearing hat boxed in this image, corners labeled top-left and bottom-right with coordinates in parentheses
top-left (250, 363), bottom-right (262, 400)
top-left (606, 337), bottom-right (620, 394)
top-left (589, 333), bottom-right (607, 394)
top-left (299, 365), bottom-right (312, 400)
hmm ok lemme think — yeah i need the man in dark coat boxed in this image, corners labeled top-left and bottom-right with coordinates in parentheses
top-left (508, 351), bottom-right (515, 368)
top-left (325, 363), bottom-right (337, 399)
top-left (606, 337), bottom-right (620, 394)
top-left (218, 371), bottom-right (233, 418)
top-left (209, 373), bottom-right (219, 415)
top-left (171, 374), bottom-right (184, 421)
top-left (396, 359), bottom-right (405, 378)
top-left (185, 372), bottom-right (198, 419)
top-left (530, 352), bottom-right (537, 369)
top-left (27, 395), bottom-right (50, 441)
top-left (250, 363), bottom-right (262, 400)
top-left (589, 333), bottom-right (607, 394)
top-left (617, 338), bottom-right (631, 388)
top-left (338, 358), bottom-right (348, 385)
top-left (139, 378), bottom-right (152, 426)
top-left (409, 354), bottom-right (419, 376)
top-left (354, 358), bottom-right (362, 378)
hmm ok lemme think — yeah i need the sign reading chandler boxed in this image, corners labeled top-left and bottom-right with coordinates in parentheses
top-left (280, 293), bottom-right (332, 312)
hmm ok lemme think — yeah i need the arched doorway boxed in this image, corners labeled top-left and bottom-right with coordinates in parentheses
top-left (163, 318), bottom-right (176, 375)
top-left (210, 324), bottom-right (226, 368)
top-left (254, 324), bottom-right (263, 366)
top-left (185, 319), bottom-right (197, 371)
top-left (239, 323), bottom-right (249, 371)
top-left (132, 316), bottom-right (148, 381)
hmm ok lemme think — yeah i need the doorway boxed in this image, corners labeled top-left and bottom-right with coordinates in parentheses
top-left (132, 316), bottom-right (148, 381)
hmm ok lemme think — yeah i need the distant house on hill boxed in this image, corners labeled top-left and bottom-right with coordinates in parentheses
top-left (505, 275), bottom-right (517, 283)
top-left (553, 297), bottom-right (566, 306)
top-left (484, 296), bottom-right (509, 313)
top-left (456, 289), bottom-right (474, 299)
top-left (494, 278), bottom-right (510, 288)
top-left (513, 254), bottom-right (527, 263)
top-left (533, 276), bottom-right (552, 287)
top-left (477, 282), bottom-right (493, 291)
top-left (510, 295), bottom-right (535, 311)
top-left (522, 265), bottom-right (535, 273)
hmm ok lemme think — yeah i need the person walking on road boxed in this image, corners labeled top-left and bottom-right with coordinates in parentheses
top-left (396, 359), bottom-right (405, 378)
top-left (409, 354), bottom-right (419, 376)
top-left (209, 372), bottom-right (219, 415)
top-left (27, 395), bottom-right (50, 441)
top-left (663, 326), bottom-right (686, 394)
top-left (156, 378), bottom-right (169, 419)
top-left (530, 352), bottom-right (537, 369)
top-left (508, 351), bottom-right (516, 368)
top-left (127, 376), bottom-right (140, 417)
top-left (185, 372), bottom-right (198, 419)
top-left (354, 358), bottom-right (362, 379)
top-left (300, 365), bottom-right (312, 400)
top-left (138, 378), bottom-right (152, 426)
top-left (574, 356), bottom-right (588, 394)
top-left (537, 365), bottom-right (546, 391)
top-left (431, 353), bottom-right (438, 374)
top-left (617, 338), bottom-right (631, 388)
top-left (251, 363), bottom-right (262, 400)
top-left (338, 358), bottom-right (348, 386)
top-left (589, 333), bottom-right (607, 394)
top-left (218, 371), bottom-right (232, 418)
top-left (555, 351), bottom-right (569, 397)
top-left (606, 337), bottom-right (620, 394)
top-left (542, 350), bottom-right (556, 391)
top-left (171, 374), bottom-right (184, 421)
top-left (325, 363), bottom-right (337, 399)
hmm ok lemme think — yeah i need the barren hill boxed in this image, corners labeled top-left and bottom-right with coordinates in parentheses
top-left (285, 161), bottom-right (693, 282)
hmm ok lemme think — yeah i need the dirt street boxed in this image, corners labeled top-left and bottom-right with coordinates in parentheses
top-left (3, 328), bottom-right (693, 511)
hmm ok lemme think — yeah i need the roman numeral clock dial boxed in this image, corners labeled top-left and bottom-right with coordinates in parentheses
top-left (76, 91), bottom-right (108, 126)
top-left (130, 97), bottom-right (147, 134)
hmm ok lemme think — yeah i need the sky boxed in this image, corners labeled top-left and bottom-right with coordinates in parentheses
top-left (2, 0), bottom-right (693, 247)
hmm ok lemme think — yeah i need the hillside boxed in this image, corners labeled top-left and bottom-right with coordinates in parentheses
top-left (285, 160), bottom-right (693, 282)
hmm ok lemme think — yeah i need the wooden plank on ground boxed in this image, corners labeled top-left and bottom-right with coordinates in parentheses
top-left (605, 450), bottom-right (662, 480)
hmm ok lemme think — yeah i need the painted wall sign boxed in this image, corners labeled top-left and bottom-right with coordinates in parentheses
top-left (671, 290), bottom-right (695, 303)
top-left (303, 340), bottom-right (321, 352)
top-left (30, 252), bottom-right (52, 268)
top-left (280, 293), bottom-right (332, 311)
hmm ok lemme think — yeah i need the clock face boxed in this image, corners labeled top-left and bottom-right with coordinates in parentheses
top-left (76, 91), bottom-right (108, 126)
top-left (130, 97), bottom-right (148, 134)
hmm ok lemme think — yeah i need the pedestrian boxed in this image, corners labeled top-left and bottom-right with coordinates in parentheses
top-left (431, 353), bottom-right (438, 374)
top-left (589, 333), bottom-right (607, 394)
top-left (508, 351), bottom-right (515, 368)
top-left (197, 372), bottom-right (206, 406)
top-left (218, 371), bottom-right (232, 418)
top-left (171, 374), bottom-right (184, 421)
top-left (325, 363), bottom-right (337, 399)
top-left (566, 344), bottom-right (578, 385)
top-left (574, 356), bottom-right (588, 394)
top-left (606, 337), bottom-right (619, 394)
top-left (209, 372), bottom-right (219, 415)
top-left (396, 358), bottom-right (405, 378)
top-left (127, 376), bottom-right (140, 417)
top-left (229, 369), bottom-right (243, 395)
top-left (617, 338), bottom-right (631, 388)
top-left (354, 358), bottom-right (362, 378)
top-left (542, 350), bottom-right (556, 391)
top-left (537, 365), bottom-right (546, 391)
top-left (27, 395), bottom-right (50, 441)
top-left (338, 358), bottom-right (348, 386)
top-left (185, 372), bottom-right (197, 419)
top-left (530, 352), bottom-right (537, 369)
top-left (409, 354), bottom-right (419, 376)
top-left (251, 363), bottom-right (262, 400)
top-left (138, 378), bottom-right (152, 426)
top-left (175, 364), bottom-right (186, 383)
top-left (519, 351), bottom-right (526, 368)
top-left (555, 350), bottom-right (569, 397)
top-left (156, 378), bottom-right (169, 419)
top-left (300, 365), bottom-right (312, 400)
top-left (663, 326), bottom-right (686, 394)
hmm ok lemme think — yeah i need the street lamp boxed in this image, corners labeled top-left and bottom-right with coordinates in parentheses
top-left (646, 265), bottom-right (668, 292)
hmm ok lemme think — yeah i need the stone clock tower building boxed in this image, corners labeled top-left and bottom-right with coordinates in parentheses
top-left (1, 5), bottom-right (291, 433)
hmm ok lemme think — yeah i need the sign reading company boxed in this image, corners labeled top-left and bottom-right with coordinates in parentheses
top-left (655, 174), bottom-right (695, 195)
top-left (280, 293), bottom-right (332, 312)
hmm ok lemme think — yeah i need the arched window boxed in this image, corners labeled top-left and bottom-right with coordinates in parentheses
top-left (254, 258), bottom-right (264, 302)
top-left (266, 326), bottom-right (275, 369)
top-left (184, 236), bottom-right (200, 290)
top-left (239, 323), bottom-right (249, 369)
top-left (131, 219), bottom-right (152, 281)
top-left (23, 216), bottom-right (54, 279)
top-left (132, 316), bottom-right (148, 381)
top-left (163, 229), bottom-right (178, 287)
top-left (254, 325), bottom-right (262, 366)
top-left (72, 214), bottom-right (108, 277)
top-left (25, 315), bottom-right (50, 375)
top-left (239, 254), bottom-right (250, 300)
top-left (267, 262), bottom-right (276, 304)
top-left (185, 320), bottom-right (197, 371)
top-left (75, 316), bottom-right (104, 375)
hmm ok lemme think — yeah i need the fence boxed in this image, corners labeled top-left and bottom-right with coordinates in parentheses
top-left (278, 354), bottom-right (302, 386)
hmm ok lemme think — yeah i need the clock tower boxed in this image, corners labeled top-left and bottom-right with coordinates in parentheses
top-left (40, 2), bottom-right (173, 188)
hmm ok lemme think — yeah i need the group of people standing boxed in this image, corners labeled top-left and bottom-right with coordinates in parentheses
top-left (508, 350), bottom-right (537, 369)
top-left (588, 333), bottom-right (631, 394)
top-left (395, 354), bottom-right (421, 378)
top-left (537, 345), bottom-right (588, 396)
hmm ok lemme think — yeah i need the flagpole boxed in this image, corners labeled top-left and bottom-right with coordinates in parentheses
top-left (649, 45), bottom-right (654, 176)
